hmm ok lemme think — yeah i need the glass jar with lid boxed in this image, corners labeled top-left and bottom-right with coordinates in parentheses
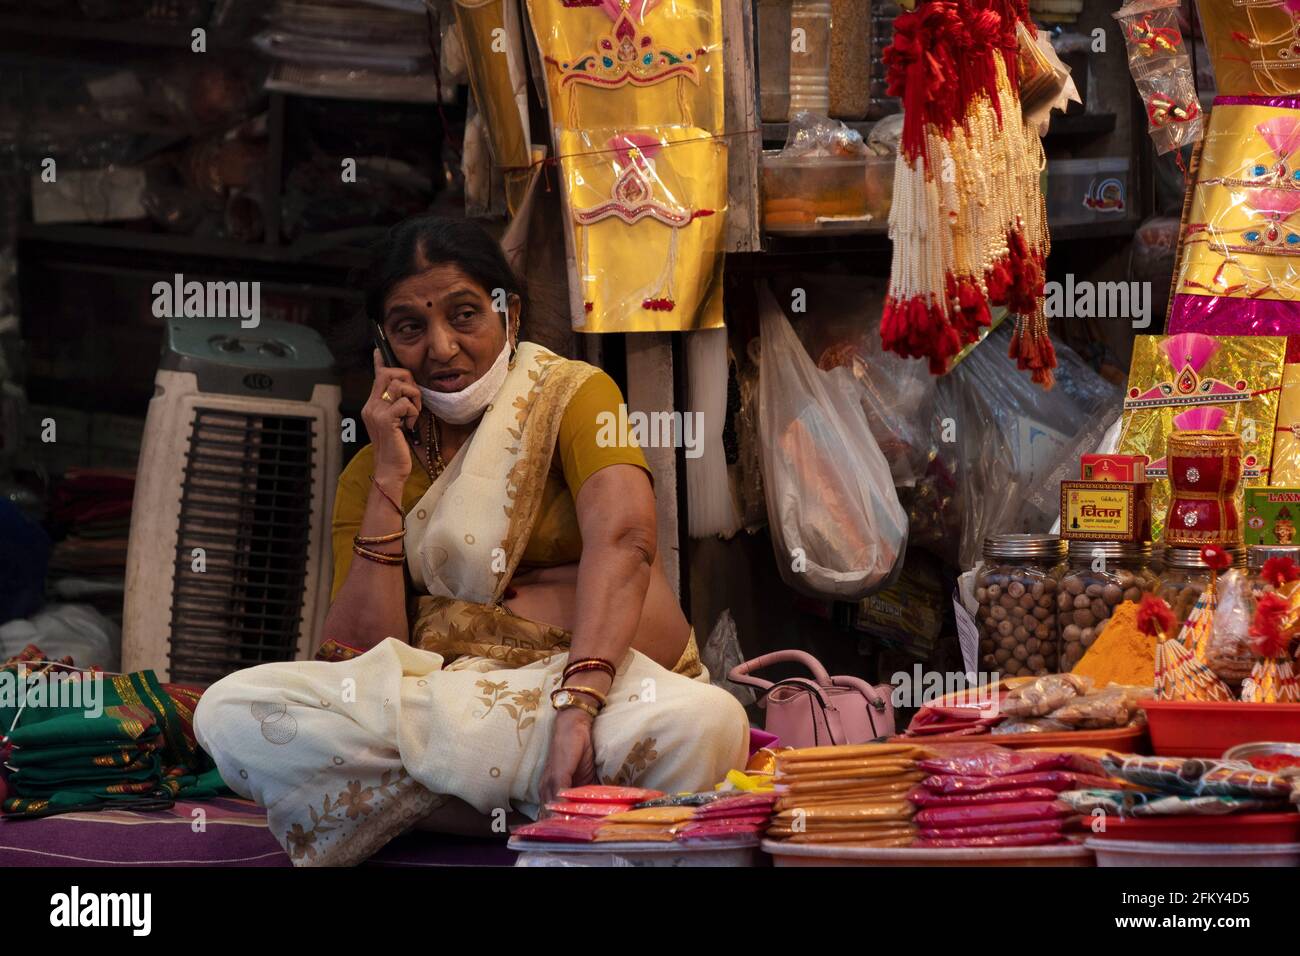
top-left (1246, 545), bottom-right (1300, 601)
top-left (975, 534), bottom-right (1067, 678)
top-left (1155, 545), bottom-right (1246, 635)
top-left (1057, 541), bottom-right (1157, 673)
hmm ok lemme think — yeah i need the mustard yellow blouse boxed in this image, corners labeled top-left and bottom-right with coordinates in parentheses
top-left (330, 370), bottom-right (650, 601)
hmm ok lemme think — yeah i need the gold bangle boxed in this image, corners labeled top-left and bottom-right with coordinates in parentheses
top-left (352, 543), bottom-right (406, 566)
top-left (551, 693), bottom-right (599, 719)
top-left (552, 684), bottom-right (607, 708)
top-left (355, 529), bottom-right (406, 545)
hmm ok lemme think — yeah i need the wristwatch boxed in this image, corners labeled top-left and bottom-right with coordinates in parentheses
top-left (551, 690), bottom-right (598, 718)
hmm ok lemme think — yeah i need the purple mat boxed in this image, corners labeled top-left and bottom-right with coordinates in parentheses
top-left (0, 798), bottom-right (516, 867)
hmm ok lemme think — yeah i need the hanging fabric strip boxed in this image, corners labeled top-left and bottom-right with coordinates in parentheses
top-left (526, 0), bottom-right (727, 333)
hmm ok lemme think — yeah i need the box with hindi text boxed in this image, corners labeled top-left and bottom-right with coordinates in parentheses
top-left (1061, 480), bottom-right (1152, 542)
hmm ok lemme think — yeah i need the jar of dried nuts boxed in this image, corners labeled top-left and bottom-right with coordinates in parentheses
top-left (1057, 540), bottom-right (1156, 672)
top-left (1246, 545), bottom-right (1300, 601)
top-left (975, 534), bottom-right (1067, 678)
top-left (1155, 545), bottom-right (1245, 634)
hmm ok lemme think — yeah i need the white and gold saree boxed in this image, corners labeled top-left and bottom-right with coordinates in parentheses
top-left (194, 343), bottom-right (748, 866)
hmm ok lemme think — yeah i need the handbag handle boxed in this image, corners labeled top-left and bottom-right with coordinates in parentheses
top-left (727, 649), bottom-right (835, 692)
top-left (830, 674), bottom-right (890, 712)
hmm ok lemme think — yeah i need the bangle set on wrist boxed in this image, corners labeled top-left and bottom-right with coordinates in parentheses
top-left (551, 657), bottom-right (618, 717)
top-left (354, 476), bottom-right (408, 567)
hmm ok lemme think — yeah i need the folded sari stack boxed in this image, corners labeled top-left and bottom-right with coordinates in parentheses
top-left (512, 787), bottom-right (778, 844)
top-left (511, 785), bottom-right (667, 842)
top-left (766, 743), bottom-right (931, 847)
top-left (908, 748), bottom-right (1106, 848)
top-left (0, 661), bottom-right (227, 818)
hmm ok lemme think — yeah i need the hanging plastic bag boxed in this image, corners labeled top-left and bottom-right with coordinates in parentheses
top-left (937, 325), bottom-right (1121, 570)
top-left (758, 287), bottom-right (907, 600)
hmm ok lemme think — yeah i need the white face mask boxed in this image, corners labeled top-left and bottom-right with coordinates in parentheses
top-left (418, 338), bottom-right (512, 425)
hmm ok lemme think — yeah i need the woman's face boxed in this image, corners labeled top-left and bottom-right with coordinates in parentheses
top-left (381, 262), bottom-right (518, 394)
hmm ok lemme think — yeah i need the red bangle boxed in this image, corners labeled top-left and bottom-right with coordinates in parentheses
top-left (370, 475), bottom-right (405, 520)
top-left (563, 658), bottom-right (616, 681)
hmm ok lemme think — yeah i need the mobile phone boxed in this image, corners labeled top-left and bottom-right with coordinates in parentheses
top-left (373, 321), bottom-right (401, 369)
top-left (372, 321), bottom-right (419, 445)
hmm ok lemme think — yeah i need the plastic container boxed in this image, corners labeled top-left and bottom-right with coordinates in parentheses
top-left (974, 533), bottom-right (1067, 678)
top-left (1141, 699), bottom-right (1300, 756)
top-left (763, 840), bottom-right (1095, 867)
top-left (863, 154), bottom-right (893, 223)
top-left (1087, 838), bottom-right (1300, 867)
top-left (1155, 545), bottom-right (1245, 635)
top-left (1096, 814), bottom-right (1300, 845)
top-left (1046, 158), bottom-right (1130, 225)
top-left (789, 0), bottom-right (832, 114)
top-left (757, 0), bottom-right (792, 122)
top-left (509, 836), bottom-right (759, 867)
top-left (1058, 541), bottom-right (1156, 672)
top-left (1247, 545), bottom-right (1300, 601)
top-left (1222, 740), bottom-right (1300, 766)
top-left (829, 0), bottom-right (870, 120)
top-left (761, 150), bottom-right (868, 231)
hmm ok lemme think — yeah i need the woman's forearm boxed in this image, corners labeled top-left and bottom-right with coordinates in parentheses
top-left (322, 478), bottom-right (411, 648)
top-left (564, 531), bottom-right (655, 697)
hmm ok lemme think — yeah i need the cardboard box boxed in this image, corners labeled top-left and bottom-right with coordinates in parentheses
top-left (1244, 487), bottom-right (1300, 545)
top-left (1081, 453), bottom-right (1148, 482)
top-left (1061, 480), bottom-right (1153, 542)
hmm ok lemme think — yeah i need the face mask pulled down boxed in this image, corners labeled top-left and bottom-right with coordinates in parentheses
top-left (418, 339), bottom-right (511, 425)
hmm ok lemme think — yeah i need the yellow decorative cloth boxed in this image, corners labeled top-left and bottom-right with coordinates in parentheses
top-left (525, 0), bottom-right (726, 332)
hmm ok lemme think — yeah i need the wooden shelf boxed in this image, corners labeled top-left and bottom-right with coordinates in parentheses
top-left (1045, 111), bottom-right (1118, 139)
top-left (21, 223), bottom-right (371, 264)
top-left (1050, 217), bottom-right (1140, 241)
top-left (0, 14), bottom-right (244, 50)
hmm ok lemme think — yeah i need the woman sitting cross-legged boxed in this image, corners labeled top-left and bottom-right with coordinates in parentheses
top-left (193, 216), bottom-right (749, 866)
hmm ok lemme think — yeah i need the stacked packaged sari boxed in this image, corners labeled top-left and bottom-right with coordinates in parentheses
top-left (1, 655), bottom-right (227, 818)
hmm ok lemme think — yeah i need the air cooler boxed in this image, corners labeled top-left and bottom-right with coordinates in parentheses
top-left (123, 318), bottom-right (341, 684)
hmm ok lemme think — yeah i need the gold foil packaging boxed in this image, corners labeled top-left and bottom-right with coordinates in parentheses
top-left (1117, 333), bottom-right (1285, 539)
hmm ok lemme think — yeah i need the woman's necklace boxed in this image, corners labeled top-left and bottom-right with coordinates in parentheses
top-left (426, 413), bottom-right (447, 479)
top-left (410, 412), bottom-right (446, 481)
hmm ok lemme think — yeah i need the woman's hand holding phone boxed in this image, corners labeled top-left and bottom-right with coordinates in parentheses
top-left (364, 348), bottom-right (421, 493)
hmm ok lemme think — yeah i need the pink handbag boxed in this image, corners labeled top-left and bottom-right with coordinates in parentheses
top-left (728, 650), bottom-right (896, 748)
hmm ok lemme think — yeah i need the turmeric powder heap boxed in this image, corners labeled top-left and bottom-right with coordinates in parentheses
top-left (1069, 601), bottom-right (1157, 688)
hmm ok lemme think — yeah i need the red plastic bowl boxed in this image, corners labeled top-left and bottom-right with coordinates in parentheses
top-left (1094, 813), bottom-right (1300, 845)
top-left (1141, 700), bottom-right (1300, 757)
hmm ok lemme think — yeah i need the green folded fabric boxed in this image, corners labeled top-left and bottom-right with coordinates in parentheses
top-left (1, 668), bottom-right (230, 818)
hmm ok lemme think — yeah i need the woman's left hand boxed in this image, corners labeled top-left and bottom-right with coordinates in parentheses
top-left (539, 708), bottom-right (597, 805)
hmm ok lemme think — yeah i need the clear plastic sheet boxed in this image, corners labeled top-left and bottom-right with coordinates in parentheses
top-left (1114, 0), bottom-right (1202, 155)
top-left (915, 749), bottom-right (1098, 778)
top-left (939, 327), bottom-right (1121, 571)
top-left (1273, 363), bottom-right (1300, 485)
top-left (757, 287), bottom-right (907, 600)
top-left (1205, 567), bottom-right (1257, 686)
top-left (919, 771), bottom-right (1113, 795)
top-left (906, 786), bottom-right (1060, 808)
top-left (912, 800), bottom-right (1072, 828)
top-left (1197, 0), bottom-right (1300, 97)
top-left (1171, 99), bottom-right (1300, 335)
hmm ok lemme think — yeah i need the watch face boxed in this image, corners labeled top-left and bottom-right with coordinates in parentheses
top-left (554, 691), bottom-right (572, 708)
